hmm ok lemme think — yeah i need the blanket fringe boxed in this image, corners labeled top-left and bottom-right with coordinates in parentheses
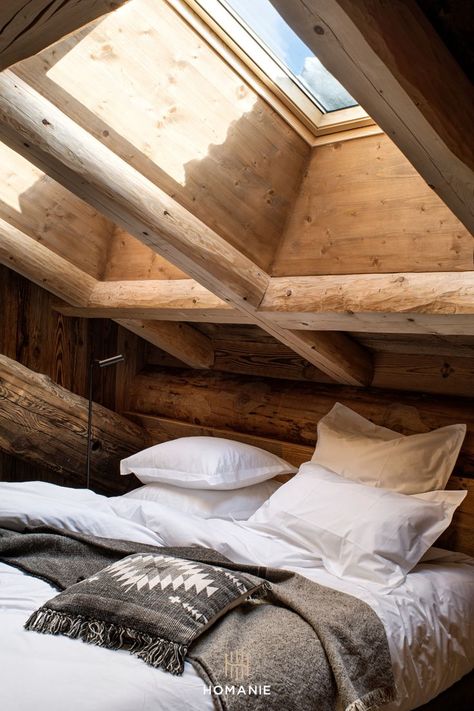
top-left (25, 607), bottom-right (187, 675)
top-left (345, 685), bottom-right (397, 711)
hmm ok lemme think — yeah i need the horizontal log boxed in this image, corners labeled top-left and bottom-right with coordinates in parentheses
top-left (130, 368), bottom-right (474, 475)
top-left (54, 280), bottom-right (249, 323)
top-left (263, 273), bottom-right (474, 314)
top-left (260, 273), bottom-right (474, 335)
top-left (0, 354), bottom-right (148, 492)
top-left (115, 319), bottom-right (214, 370)
top-left (0, 1), bottom-right (128, 71)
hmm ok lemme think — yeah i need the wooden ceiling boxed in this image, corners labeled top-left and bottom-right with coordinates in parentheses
top-left (0, 0), bottom-right (472, 395)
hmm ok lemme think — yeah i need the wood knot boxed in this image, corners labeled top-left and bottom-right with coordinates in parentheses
top-left (42, 118), bottom-right (52, 126)
top-left (285, 289), bottom-right (292, 297)
top-left (313, 25), bottom-right (325, 35)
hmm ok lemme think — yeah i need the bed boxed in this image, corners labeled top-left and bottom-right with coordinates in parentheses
top-left (1, 478), bottom-right (473, 711)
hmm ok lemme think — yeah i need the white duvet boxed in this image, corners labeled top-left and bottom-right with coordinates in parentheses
top-left (0, 481), bottom-right (473, 711)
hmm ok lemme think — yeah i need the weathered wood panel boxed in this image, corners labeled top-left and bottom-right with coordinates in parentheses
top-left (0, 355), bottom-right (147, 493)
top-left (0, 266), bottom-right (145, 486)
top-left (272, 134), bottom-right (472, 276)
top-left (130, 368), bottom-right (474, 475)
top-left (14, 0), bottom-right (309, 271)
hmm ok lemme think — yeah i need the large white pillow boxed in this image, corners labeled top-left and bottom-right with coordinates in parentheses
top-left (311, 403), bottom-right (465, 494)
top-left (121, 480), bottom-right (281, 520)
top-left (248, 462), bottom-right (466, 590)
top-left (120, 436), bottom-right (296, 489)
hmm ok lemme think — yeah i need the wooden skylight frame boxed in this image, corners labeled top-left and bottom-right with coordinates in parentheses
top-left (174, 0), bottom-right (375, 142)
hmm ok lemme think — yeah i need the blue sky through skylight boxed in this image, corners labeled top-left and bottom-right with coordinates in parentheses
top-left (224, 0), bottom-right (356, 112)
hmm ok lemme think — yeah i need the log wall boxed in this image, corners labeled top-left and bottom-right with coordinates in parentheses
top-left (0, 265), bottom-right (144, 488)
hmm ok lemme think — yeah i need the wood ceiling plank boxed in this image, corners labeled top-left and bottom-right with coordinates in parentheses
top-left (269, 0), bottom-right (474, 233)
top-left (0, 71), bottom-right (373, 387)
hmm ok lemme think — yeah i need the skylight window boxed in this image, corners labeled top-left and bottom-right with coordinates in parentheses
top-left (194, 0), bottom-right (357, 116)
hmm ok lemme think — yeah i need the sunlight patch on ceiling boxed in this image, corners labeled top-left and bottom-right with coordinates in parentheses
top-left (43, 0), bottom-right (258, 186)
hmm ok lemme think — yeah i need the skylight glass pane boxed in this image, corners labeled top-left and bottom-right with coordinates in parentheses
top-left (222, 0), bottom-right (357, 112)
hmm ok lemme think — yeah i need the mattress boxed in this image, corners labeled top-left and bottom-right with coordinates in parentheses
top-left (0, 481), bottom-right (473, 711)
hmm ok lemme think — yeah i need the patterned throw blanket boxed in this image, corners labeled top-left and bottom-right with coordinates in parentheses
top-left (0, 526), bottom-right (396, 711)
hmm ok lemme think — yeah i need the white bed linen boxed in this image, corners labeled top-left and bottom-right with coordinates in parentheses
top-left (0, 481), bottom-right (473, 711)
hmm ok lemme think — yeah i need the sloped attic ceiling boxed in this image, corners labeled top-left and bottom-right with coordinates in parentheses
top-left (0, 0), bottom-right (472, 393)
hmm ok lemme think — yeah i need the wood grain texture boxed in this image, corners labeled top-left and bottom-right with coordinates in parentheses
top-left (130, 368), bottom-right (474, 475)
top-left (13, 0), bottom-right (309, 271)
top-left (129, 411), bottom-right (474, 556)
top-left (0, 354), bottom-right (147, 493)
top-left (272, 135), bottom-right (472, 276)
top-left (0, 141), bottom-right (112, 278)
top-left (0, 72), bottom-right (372, 386)
top-left (260, 273), bottom-right (474, 335)
top-left (270, 0), bottom-right (474, 233)
top-left (104, 227), bottom-right (188, 281)
top-left (0, 0), bottom-right (128, 71)
top-left (0, 216), bottom-right (96, 305)
top-left (115, 319), bottom-right (214, 370)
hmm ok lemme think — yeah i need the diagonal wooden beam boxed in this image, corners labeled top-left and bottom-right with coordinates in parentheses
top-left (0, 217), bottom-right (215, 368)
top-left (0, 1), bottom-right (129, 71)
top-left (0, 71), bottom-right (372, 386)
top-left (270, 0), bottom-right (474, 234)
top-left (115, 319), bottom-right (214, 370)
top-left (0, 215), bottom-right (96, 305)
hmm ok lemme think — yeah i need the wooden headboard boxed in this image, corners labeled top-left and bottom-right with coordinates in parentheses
top-left (128, 408), bottom-right (474, 558)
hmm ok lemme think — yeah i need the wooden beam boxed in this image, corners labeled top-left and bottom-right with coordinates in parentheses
top-left (270, 0), bottom-right (474, 234)
top-left (0, 215), bottom-right (96, 305)
top-left (260, 273), bottom-right (474, 335)
top-left (0, 72), bottom-right (373, 387)
top-left (0, 1), bottom-right (129, 71)
top-left (86, 279), bottom-right (247, 323)
top-left (115, 319), bottom-right (214, 370)
top-left (0, 354), bottom-right (147, 493)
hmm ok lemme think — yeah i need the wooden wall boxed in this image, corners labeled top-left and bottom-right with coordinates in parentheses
top-left (272, 133), bottom-right (472, 276)
top-left (0, 265), bottom-right (144, 486)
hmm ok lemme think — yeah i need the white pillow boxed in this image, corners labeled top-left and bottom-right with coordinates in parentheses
top-left (120, 436), bottom-right (296, 489)
top-left (311, 403), bottom-right (465, 494)
top-left (248, 462), bottom-right (466, 590)
top-left (121, 480), bottom-right (281, 520)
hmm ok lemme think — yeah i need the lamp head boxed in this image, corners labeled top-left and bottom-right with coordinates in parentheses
top-left (94, 354), bottom-right (125, 368)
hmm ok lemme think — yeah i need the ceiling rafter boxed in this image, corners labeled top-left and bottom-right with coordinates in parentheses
top-left (0, 71), bottom-right (373, 387)
top-left (269, 0), bottom-right (474, 234)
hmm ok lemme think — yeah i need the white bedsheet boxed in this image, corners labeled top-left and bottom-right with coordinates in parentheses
top-left (0, 481), bottom-right (473, 711)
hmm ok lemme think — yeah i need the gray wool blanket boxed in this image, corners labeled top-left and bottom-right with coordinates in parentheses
top-left (0, 526), bottom-right (396, 711)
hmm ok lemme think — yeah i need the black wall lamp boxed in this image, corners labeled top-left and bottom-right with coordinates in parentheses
top-left (86, 354), bottom-right (125, 489)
